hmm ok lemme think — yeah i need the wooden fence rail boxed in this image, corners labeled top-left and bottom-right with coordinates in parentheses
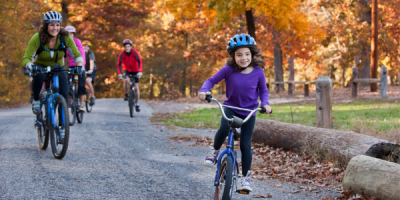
top-left (351, 66), bottom-right (387, 98)
top-left (266, 81), bottom-right (316, 96)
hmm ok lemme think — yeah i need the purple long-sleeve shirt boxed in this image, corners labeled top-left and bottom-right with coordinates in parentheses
top-left (199, 65), bottom-right (270, 116)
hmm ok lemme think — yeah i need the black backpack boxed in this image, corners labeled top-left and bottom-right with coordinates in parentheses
top-left (36, 33), bottom-right (67, 63)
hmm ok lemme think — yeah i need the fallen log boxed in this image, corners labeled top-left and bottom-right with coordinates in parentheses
top-left (252, 119), bottom-right (400, 162)
top-left (343, 155), bottom-right (400, 200)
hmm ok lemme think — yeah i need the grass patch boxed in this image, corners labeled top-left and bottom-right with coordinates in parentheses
top-left (164, 102), bottom-right (400, 142)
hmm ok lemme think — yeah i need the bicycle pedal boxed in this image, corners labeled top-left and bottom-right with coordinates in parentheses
top-left (237, 190), bottom-right (250, 194)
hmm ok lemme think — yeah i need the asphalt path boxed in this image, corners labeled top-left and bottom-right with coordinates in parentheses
top-left (0, 99), bottom-right (342, 199)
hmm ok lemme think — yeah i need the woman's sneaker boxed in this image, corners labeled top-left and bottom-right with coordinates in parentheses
top-left (237, 171), bottom-right (252, 192)
top-left (204, 148), bottom-right (220, 166)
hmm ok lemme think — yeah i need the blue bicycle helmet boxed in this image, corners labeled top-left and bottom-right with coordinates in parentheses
top-left (43, 11), bottom-right (62, 23)
top-left (226, 33), bottom-right (257, 54)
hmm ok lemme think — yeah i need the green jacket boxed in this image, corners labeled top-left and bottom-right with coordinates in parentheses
top-left (23, 33), bottom-right (83, 67)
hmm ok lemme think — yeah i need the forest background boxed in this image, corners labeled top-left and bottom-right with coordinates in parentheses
top-left (1, 0), bottom-right (400, 107)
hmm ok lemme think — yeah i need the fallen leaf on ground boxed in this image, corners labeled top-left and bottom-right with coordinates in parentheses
top-left (252, 193), bottom-right (272, 198)
top-left (282, 190), bottom-right (301, 194)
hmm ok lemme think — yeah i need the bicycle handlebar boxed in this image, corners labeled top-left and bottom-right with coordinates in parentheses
top-left (205, 92), bottom-right (269, 128)
top-left (29, 64), bottom-right (78, 76)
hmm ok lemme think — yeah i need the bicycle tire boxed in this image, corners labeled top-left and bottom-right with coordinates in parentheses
top-left (85, 94), bottom-right (93, 113)
top-left (77, 109), bottom-right (83, 123)
top-left (37, 101), bottom-right (49, 150)
top-left (68, 86), bottom-right (76, 126)
top-left (215, 156), bottom-right (234, 200)
top-left (128, 90), bottom-right (135, 118)
top-left (76, 82), bottom-right (84, 124)
top-left (49, 96), bottom-right (70, 159)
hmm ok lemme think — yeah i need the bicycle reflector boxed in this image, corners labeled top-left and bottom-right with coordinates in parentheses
top-left (74, 75), bottom-right (79, 81)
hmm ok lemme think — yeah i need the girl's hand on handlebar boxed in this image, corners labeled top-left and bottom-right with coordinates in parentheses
top-left (138, 72), bottom-right (143, 78)
top-left (263, 105), bottom-right (272, 114)
top-left (198, 92), bottom-right (206, 101)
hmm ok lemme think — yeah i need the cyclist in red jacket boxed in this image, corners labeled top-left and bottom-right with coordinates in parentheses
top-left (117, 39), bottom-right (143, 112)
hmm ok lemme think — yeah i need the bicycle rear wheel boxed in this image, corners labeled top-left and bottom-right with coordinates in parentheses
top-left (215, 156), bottom-right (234, 200)
top-left (128, 90), bottom-right (135, 118)
top-left (77, 109), bottom-right (83, 123)
top-left (68, 86), bottom-right (76, 126)
top-left (76, 88), bottom-right (84, 124)
top-left (37, 101), bottom-right (49, 150)
top-left (50, 96), bottom-right (70, 159)
top-left (85, 93), bottom-right (93, 113)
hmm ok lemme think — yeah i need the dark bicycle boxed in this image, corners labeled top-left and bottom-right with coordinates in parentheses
top-left (205, 93), bottom-right (267, 200)
top-left (120, 74), bottom-right (139, 118)
top-left (31, 64), bottom-right (71, 159)
top-left (67, 67), bottom-right (83, 125)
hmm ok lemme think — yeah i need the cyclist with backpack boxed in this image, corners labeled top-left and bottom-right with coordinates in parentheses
top-left (23, 11), bottom-right (84, 115)
top-left (82, 40), bottom-right (96, 106)
top-left (198, 34), bottom-right (272, 193)
top-left (65, 25), bottom-right (87, 112)
top-left (117, 39), bottom-right (142, 112)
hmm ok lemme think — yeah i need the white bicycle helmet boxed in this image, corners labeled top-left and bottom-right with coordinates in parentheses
top-left (123, 39), bottom-right (133, 46)
top-left (43, 11), bottom-right (62, 23)
top-left (65, 25), bottom-right (76, 33)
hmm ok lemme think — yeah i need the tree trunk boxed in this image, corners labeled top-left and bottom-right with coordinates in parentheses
top-left (370, 0), bottom-right (378, 92)
top-left (181, 65), bottom-right (187, 97)
top-left (343, 155), bottom-right (400, 200)
top-left (252, 119), bottom-right (400, 162)
top-left (288, 57), bottom-right (295, 92)
top-left (245, 9), bottom-right (256, 41)
top-left (360, 48), bottom-right (371, 86)
top-left (360, 0), bottom-right (371, 86)
top-left (273, 30), bottom-right (284, 91)
top-left (61, 0), bottom-right (68, 24)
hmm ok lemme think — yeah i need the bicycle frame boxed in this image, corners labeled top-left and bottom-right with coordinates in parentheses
top-left (37, 74), bottom-right (66, 129)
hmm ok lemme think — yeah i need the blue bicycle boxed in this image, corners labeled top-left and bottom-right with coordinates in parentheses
top-left (205, 93), bottom-right (266, 200)
top-left (31, 64), bottom-right (71, 159)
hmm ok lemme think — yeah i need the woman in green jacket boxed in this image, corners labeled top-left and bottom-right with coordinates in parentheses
top-left (23, 11), bottom-right (83, 115)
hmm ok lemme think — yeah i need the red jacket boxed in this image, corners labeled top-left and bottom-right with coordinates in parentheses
top-left (117, 49), bottom-right (142, 74)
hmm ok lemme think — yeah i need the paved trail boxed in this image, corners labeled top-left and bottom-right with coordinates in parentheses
top-left (0, 99), bottom-right (341, 199)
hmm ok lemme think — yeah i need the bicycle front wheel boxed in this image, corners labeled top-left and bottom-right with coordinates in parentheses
top-left (68, 86), bottom-right (76, 126)
top-left (37, 100), bottom-right (49, 150)
top-left (50, 96), bottom-right (70, 159)
top-left (128, 90), bottom-right (135, 118)
top-left (215, 156), bottom-right (234, 200)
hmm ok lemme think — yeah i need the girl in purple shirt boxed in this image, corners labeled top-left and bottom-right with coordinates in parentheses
top-left (198, 33), bottom-right (272, 193)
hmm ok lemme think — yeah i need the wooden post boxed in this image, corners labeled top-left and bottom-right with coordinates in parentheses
top-left (304, 84), bottom-right (309, 97)
top-left (288, 82), bottom-right (293, 96)
top-left (275, 84), bottom-right (280, 93)
top-left (380, 66), bottom-right (387, 98)
top-left (352, 82), bottom-right (358, 98)
top-left (352, 67), bottom-right (358, 98)
top-left (316, 76), bottom-right (332, 128)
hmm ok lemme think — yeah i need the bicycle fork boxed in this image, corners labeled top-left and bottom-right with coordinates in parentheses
top-left (214, 131), bottom-right (238, 186)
